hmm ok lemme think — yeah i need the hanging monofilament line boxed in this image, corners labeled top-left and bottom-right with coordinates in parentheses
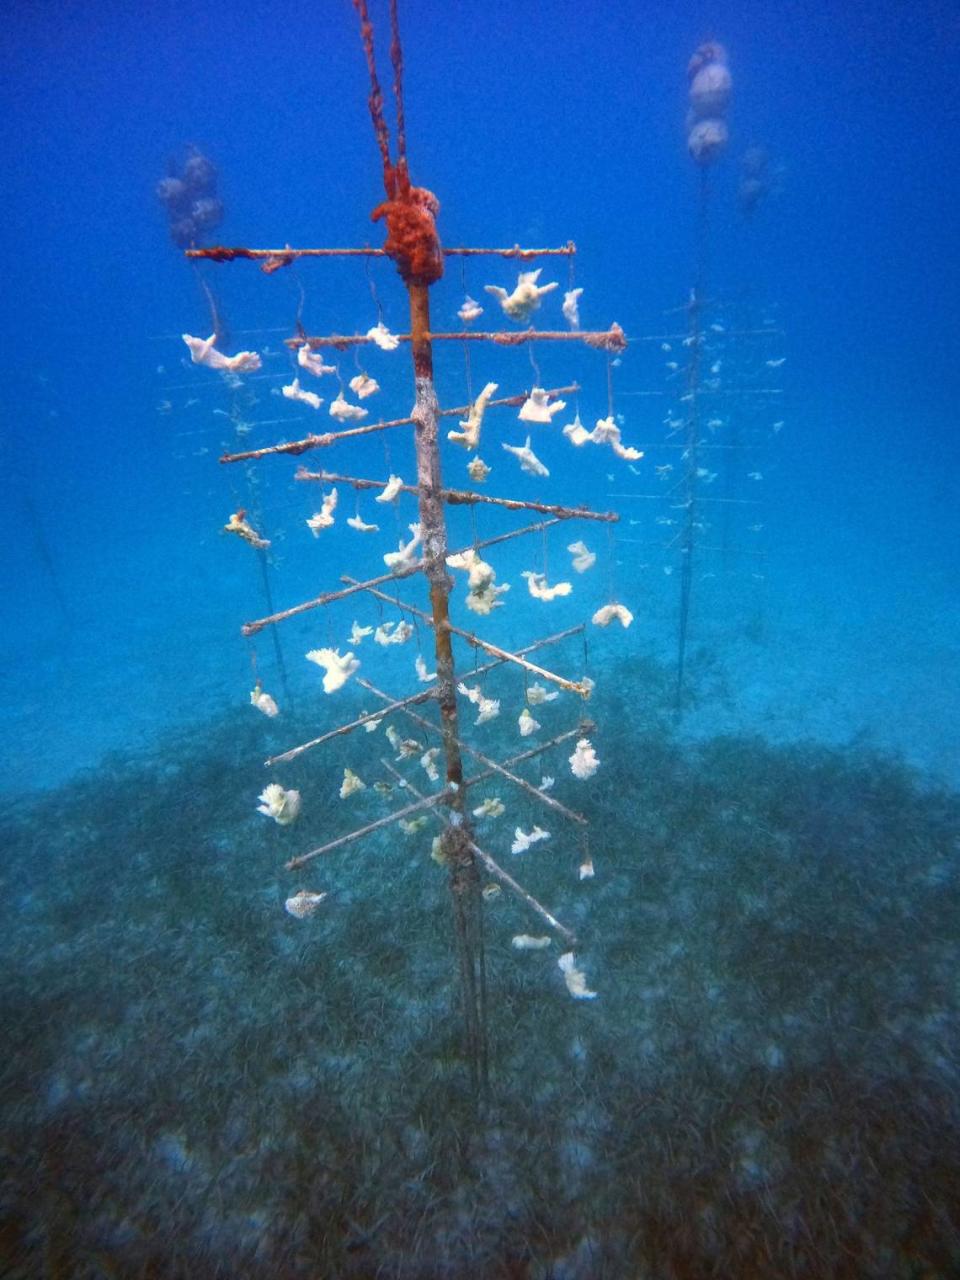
top-left (353, 0), bottom-right (488, 1099)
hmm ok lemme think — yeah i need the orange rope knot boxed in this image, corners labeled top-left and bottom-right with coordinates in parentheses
top-left (371, 161), bottom-right (444, 286)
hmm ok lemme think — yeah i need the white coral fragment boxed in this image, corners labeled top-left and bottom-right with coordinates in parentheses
top-left (562, 414), bottom-right (592, 447)
top-left (457, 682), bottom-right (500, 724)
top-left (590, 415), bottom-right (643, 460)
top-left (568, 540), bottom-right (596, 573)
top-left (399, 816), bottom-right (429, 835)
top-left (502, 435), bottom-right (549, 477)
top-left (579, 858), bottom-right (596, 880)
top-left (415, 654), bottom-right (436, 683)
top-left (569, 737), bottom-right (599, 780)
top-left (305, 647), bottom-right (360, 693)
top-left (250, 685), bottom-right (279, 717)
top-left (340, 768), bottom-right (366, 799)
top-left (527, 682), bottom-right (559, 706)
top-left (562, 287), bottom-right (583, 330)
top-left (376, 474), bottom-right (404, 503)
top-left (519, 387), bottom-right (566, 425)
top-left (472, 797), bottom-right (505, 819)
top-left (558, 951), bottom-right (598, 999)
top-left (297, 346), bottom-right (336, 377)
top-left (511, 826), bottom-right (550, 855)
top-left (282, 377), bottom-right (324, 410)
top-left (522, 571), bottom-right (572, 602)
top-left (366, 321), bottom-right (400, 351)
top-left (306, 488), bottom-right (338, 536)
top-left (446, 548), bottom-right (509, 614)
top-left (591, 602), bottom-right (634, 628)
top-left (349, 621), bottom-right (374, 646)
top-left (224, 510), bottom-right (269, 549)
top-left (183, 332), bottom-right (262, 374)
top-left (518, 708), bottom-right (540, 737)
top-left (458, 295), bottom-right (483, 324)
top-left (448, 381), bottom-right (498, 450)
top-left (347, 513), bottom-right (379, 533)
top-left (349, 372), bottom-right (380, 399)
top-left (374, 620), bottom-right (414, 646)
top-left (329, 391), bottom-right (367, 422)
top-left (467, 456), bottom-right (491, 484)
top-left (257, 783), bottom-right (301, 825)
top-left (511, 934), bottom-right (552, 950)
top-left (284, 890), bottom-right (328, 919)
top-left (484, 269), bottom-right (558, 322)
top-left (383, 523), bottom-right (422, 573)
top-left (420, 748), bottom-right (441, 782)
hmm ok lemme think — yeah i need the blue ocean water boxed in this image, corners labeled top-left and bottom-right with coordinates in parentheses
top-left (2, 1), bottom-right (959, 1275)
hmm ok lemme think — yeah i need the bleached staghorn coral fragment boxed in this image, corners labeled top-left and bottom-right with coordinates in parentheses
top-left (511, 825), bottom-right (551, 855)
top-left (385, 725), bottom-right (401, 751)
top-left (306, 488), bottom-right (338, 536)
top-left (569, 737), bottom-right (599, 780)
top-left (467, 456), bottom-right (491, 484)
top-left (383, 523), bottom-right (422, 573)
top-left (396, 738), bottom-right (420, 760)
top-left (340, 768), bottom-right (366, 799)
top-left (257, 783), bottom-right (301, 825)
top-left (472, 797), bottom-right (505, 819)
top-left (568, 540), bottom-right (596, 573)
top-left (518, 708), bottom-right (540, 737)
top-left (183, 333), bottom-right (262, 374)
top-left (374, 620), bottom-right (414, 646)
top-left (250, 683), bottom-right (279, 717)
top-left (376, 473), bottom-right (405, 503)
top-left (562, 413), bottom-right (591, 447)
top-left (527, 682), bottom-right (559, 705)
top-left (590, 416), bottom-right (643, 461)
top-left (484, 269), bottom-right (558, 322)
top-left (347, 514), bottom-right (379, 533)
top-left (366, 321), bottom-right (400, 351)
top-left (329, 391), bottom-right (367, 422)
top-left (481, 882), bottom-right (501, 900)
top-left (284, 890), bottom-right (328, 919)
top-left (539, 776), bottom-right (555, 792)
top-left (349, 372), bottom-right (379, 399)
top-left (420, 748), bottom-right (441, 782)
top-left (579, 858), bottom-right (595, 880)
top-left (591, 602), bottom-right (634, 629)
top-left (446, 548), bottom-right (509, 615)
top-left (415, 654), bottom-right (436, 683)
top-left (399, 816), bottom-right (429, 835)
top-left (298, 345), bottom-right (336, 377)
top-left (502, 436), bottom-right (549, 477)
top-left (224, 510), bottom-right (270, 549)
top-left (349, 621), bottom-right (374, 645)
top-left (562, 287), bottom-right (583, 330)
top-left (448, 381), bottom-right (498, 449)
top-left (282, 378), bottom-right (323, 410)
top-left (457, 682), bottom-right (501, 725)
top-left (360, 707), bottom-right (382, 732)
top-left (458, 295), bottom-right (483, 323)
top-left (521, 570), bottom-right (572, 602)
top-left (512, 934), bottom-right (552, 951)
top-left (519, 387), bottom-right (567, 425)
top-left (305, 647), bottom-right (360, 693)
top-left (558, 951), bottom-right (598, 999)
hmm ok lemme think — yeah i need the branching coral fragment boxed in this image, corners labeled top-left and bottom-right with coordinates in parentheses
top-left (484, 269), bottom-right (558, 322)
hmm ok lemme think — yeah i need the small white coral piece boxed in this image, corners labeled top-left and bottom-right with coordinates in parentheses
top-left (446, 548), bottom-right (509, 615)
top-left (467, 456), bottom-right (491, 484)
top-left (569, 737), bottom-right (599, 780)
top-left (568, 540), bottom-right (596, 573)
top-left (374, 620), bottom-right (414, 646)
top-left (399, 815), bottom-right (429, 835)
top-left (250, 685), bottom-right (279, 717)
top-left (349, 621), bottom-right (374, 645)
top-left (511, 825), bottom-right (551, 855)
top-left (591, 603), bottom-right (633, 628)
top-left (448, 381), bottom-right (498, 450)
top-left (383, 523), bottom-right (422, 574)
top-left (284, 890), bottom-right (328, 918)
top-left (367, 322), bottom-right (400, 351)
top-left (297, 346), bottom-right (336, 377)
top-left (347, 513), bottom-right (379, 533)
top-left (305, 647), bottom-right (360, 693)
top-left (518, 708), bottom-right (540, 737)
top-left (349, 372), bottom-right (380, 399)
top-left (340, 768), bottom-right (366, 799)
top-left (558, 951), bottom-right (598, 999)
top-left (522, 571), bottom-right (572, 602)
top-left (511, 934), bottom-right (552, 950)
top-left (562, 413), bottom-right (592, 447)
top-left (502, 436), bottom-right (549, 477)
top-left (415, 654), bottom-right (436, 683)
top-left (519, 387), bottom-right (566, 425)
top-left (527, 682), bottom-right (559, 706)
top-left (420, 747), bottom-right (441, 782)
top-left (458, 295), bottom-right (484, 324)
top-left (562, 287), bottom-right (583, 330)
top-left (257, 783), bottom-right (301, 825)
top-left (579, 858), bottom-right (596, 880)
top-left (539, 776), bottom-right (555, 792)
top-left (282, 378), bottom-right (323, 410)
top-left (589, 416), bottom-right (643, 461)
top-left (376, 474), bottom-right (404, 503)
top-left (306, 488), bottom-right (338, 536)
top-left (472, 797), bottom-right (505, 819)
top-left (484, 269), bottom-right (558, 322)
top-left (183, 333), bottom-right (262, 374)
top-left (329, 392), bottom-right (367, 422)
top-left (457, 682), bottom-right (500, 724)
